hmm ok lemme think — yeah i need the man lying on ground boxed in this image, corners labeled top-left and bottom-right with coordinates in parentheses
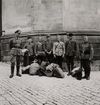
top-left (71, 67), bottom-right (83, 80)
top-left (21, 59), bottom-right (65, 78)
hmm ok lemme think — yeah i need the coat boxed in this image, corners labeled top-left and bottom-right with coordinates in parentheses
top-left (65, 40), bottom-right (77, 57)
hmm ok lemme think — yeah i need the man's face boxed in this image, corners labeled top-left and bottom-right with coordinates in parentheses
top-left (57, 35), bottom-right (61, 41)
top-left (83, 36), bottom-right (88, 42)
top-left (15, 33), bottom-right (20, 38)
top-left (28, 38), bottom-right (32, 43)
top-left (67, 36), bottom-right (72, 40)
top-left (47, 36), bottom-right (50, 40)
top-left (38, 36), bottom-right (42, 42)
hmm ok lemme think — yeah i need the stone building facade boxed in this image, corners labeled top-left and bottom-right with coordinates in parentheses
top-left (2, 0), bottom-right (100, 33)
top-left (1, 0), bottom-right (100, 61)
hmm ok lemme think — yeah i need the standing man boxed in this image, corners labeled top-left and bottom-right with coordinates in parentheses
top-left (44, 34), bottom-right (53, 63)
top-left (53, 35), bottom-right (65, 68)
top-left (23, 36), bottom-right (35, 65)
top-left (65, 33), bottom-right (77, 76)
top-left (9, 30), bottom-right (22, 78)
top-left (79, 36), bottom-right (94, 80)
top-left (34, 36), bottom-right (45, 64)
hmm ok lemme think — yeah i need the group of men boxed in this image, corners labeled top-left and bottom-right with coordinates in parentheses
top-left (9, 30), bottom-right (94, 80)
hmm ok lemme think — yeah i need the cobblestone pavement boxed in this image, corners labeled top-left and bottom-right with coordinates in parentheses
top-left (0, 62), bottom-right (100, 105)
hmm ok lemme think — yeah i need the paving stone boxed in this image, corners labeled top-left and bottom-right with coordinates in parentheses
top-left (0, 62), bottom-right (100, 105)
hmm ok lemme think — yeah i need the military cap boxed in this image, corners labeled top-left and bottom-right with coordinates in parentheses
top-left (15, 30), bottom-right (21, 34)
top-left (46, 34), bottom-right (50, 38)
top-left (67, 33), bottom-right (73, 37)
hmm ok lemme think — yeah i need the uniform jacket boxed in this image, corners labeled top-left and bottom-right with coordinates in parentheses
top-left (9, 38), bottom-right (22, 62)
top-left (34, 41), bottom-right (45, 55)
top-left (24, 42), bottom-right (34, 56)
top-left (9, 38), bottom-right (22, 49)
top-left (44, 40), bottom-right (53, 53)
top-left (65, 40), bottom-right (77, 56)
top-left (79, 42), bottom-right (94, 60)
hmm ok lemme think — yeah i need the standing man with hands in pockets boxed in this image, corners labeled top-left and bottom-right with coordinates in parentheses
top-left (53, 35), bottom-right (65, 68)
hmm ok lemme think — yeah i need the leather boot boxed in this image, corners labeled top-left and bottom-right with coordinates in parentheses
top-left (16, 66), bottom-right (21, 77)
top-left (9, 65), bottom-right (14, 78)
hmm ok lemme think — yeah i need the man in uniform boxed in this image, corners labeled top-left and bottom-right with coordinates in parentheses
top-left (23, 36), bottom-right (35, 65)
top-left (44, 34), bottom-right (53, 63)
top-left (9, 30), bottom-right (22, 78)
top-left (79, 36), bottom-right (94, 80)
top-left (34, 36), bottom-right (45, 64)
top-left (65, 33), bottom-right (77, 76)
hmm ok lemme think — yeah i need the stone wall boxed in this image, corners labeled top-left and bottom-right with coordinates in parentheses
top-left (2, 0), bottom-right (62, 34)
top-left (63, 0), bottom-right (100, 31)
top-left (2, 0), bottom-right (100, 34)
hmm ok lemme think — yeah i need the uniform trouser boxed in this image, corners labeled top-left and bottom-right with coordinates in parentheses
top-left (54, 55), bottom-right (63, 68)
top-left (45, 52), bottom-right (53, 63)
top-left (29, 55), bottom-right (34, 65)
top-left (36, 54), bottom-right (46, 64)
top-left (81, 59), bottom-right (91, 78)
top-left (23, 52), bottom-right (29, 66)
top-left (66, 55), bottom-right (74, 73)
top-left (11, 55), bottom-right (20, 75)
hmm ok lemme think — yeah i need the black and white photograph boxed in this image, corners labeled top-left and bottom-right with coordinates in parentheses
top-left (0, 0), bottom-right (100, 105)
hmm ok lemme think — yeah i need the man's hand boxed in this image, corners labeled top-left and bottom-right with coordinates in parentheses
top-left (47, 51), bottom-right (51, 54)
top-left (54, 54), bottom-right (56, 58)
top-left (89, 58), bottom-right (93, 64)
top-left (35, 53), bottom-right (38, 56)
top-left (62, 54), bottom-right (65, 58)
top-left (89, 57), bottom-right (92, 61)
